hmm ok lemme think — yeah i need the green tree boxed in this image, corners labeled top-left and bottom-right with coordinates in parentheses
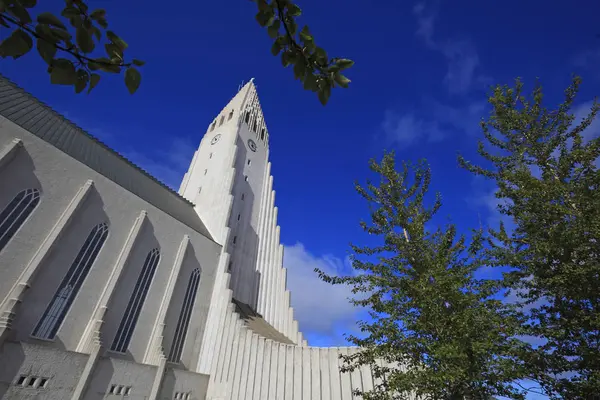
top-left (316, 152), bottom-right (530, 400)
top-left (459, 77), bottom-right (600, 399)
top-left (0, 0), bottom-right (352, 103)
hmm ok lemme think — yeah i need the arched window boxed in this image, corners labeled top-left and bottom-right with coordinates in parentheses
top-left (111, 248), bottom-right (160, 353)
top-left (168, 268), bottom-right (201, 363)
top-left (0, 188), bottom-right (40, 252)
top-left (32, 222), bottom-right (109, 340)
top-left (219, 115), bottom-right (225, 126)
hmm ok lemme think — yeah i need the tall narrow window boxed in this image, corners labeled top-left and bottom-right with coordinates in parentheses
top-left (232, 236), bottom-right (237, 244)
top-left (252, 120), bottom-right (257, 133)
top-left (228, 110), bottom-right (234, 121)
top-left (111, 248), bottom-right (160, 353)
top-left (0, 188), bottom-right (41, 252)
top-left (247, 159), bottom-right (251, 166)
top-left (219, 115), bottom-right (225, 126)
top-left (237, 213), bottom-right (241, 221)
top-left (209, 122), bottom-right (216, 132)
top-left (245, 112), bottom-right (250, 124)
top-left (261, 128), bottom-right (265, 140)
top-left (241, 193), bottom-right (245, 201)
top-left (209, 152), bottom-right (213, 159)
top-left (33, 222), bottom-right (109, 340)
top-left (168, 269), bottom-right (201, 363)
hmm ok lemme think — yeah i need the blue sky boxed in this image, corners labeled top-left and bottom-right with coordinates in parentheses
top-left (2, 0), bottom-right (599, 396)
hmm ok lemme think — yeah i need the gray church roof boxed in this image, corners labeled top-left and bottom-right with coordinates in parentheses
top-left (0, 74), bottom-right (214, 242)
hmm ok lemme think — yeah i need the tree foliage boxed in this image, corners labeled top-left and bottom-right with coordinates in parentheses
top-left (0, 0), bottom-right (353, 103)
top-left (0, 0), bottom-right (143, 94)
top-left (459, 76), bottom-right (600, 399)
top-left (251, 0), bottom-right (354, 105)
top-left (316, 152), bottom-right (531, 400)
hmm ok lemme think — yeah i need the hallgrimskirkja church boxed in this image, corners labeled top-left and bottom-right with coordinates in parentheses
top-left (0, 75), bottom-right (406, 400)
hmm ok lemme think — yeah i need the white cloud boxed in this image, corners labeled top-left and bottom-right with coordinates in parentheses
top-left (283, 242), bottom-right (362, 345)
top-left (572, 100), bottom-right (600, 141)
top-left (381, 110), bottom-right (446, 147)
top-left (413, 2), bottom-right (491, 95)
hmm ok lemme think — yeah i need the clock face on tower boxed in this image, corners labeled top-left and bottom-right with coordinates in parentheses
top-left (210, 134), bottom-right (221, 145)
top-left (247, 139), bottom-right (257, 152)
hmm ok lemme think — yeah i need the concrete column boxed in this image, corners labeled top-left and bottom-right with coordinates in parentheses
top-left (284, 344), bottom-right (293, 400)
top-left (143, 235), bottom-right (190, 365)
top-left (77, 210), bottom-right (148, 353)
top-left (310, 347), bottom-right (320, 400)
top-left (244, 333), bottom-right (259, 400)
top-left (230, 326), bottom-right (248, 399)
top-left (260, 340), bottom-right (272, 399)
top-left (0, 138), bottom-right (22, 170)
top-left (302, 346), bottom-right (311, 400)
top-left (339, 348), bottom-right (353, 400)
top-left (267, 341), bottom-right (278, 400)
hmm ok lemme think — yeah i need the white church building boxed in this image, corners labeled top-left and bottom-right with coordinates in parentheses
top-left (0, 75), bottom-right (395, 399)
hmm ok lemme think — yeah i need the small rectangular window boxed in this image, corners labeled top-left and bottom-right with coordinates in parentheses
top-left (124, 387), bottom-right (131, 396)
top-left (244, 176), bottom-right (248, 182)
top-left (210, 122), bottom-right (216, 132)
top-left (27, 377), bottom-right (36, 387)
top-left (228, 110), bottom-right (234, 120)
top-left (16, 376), bottom-right (26, 386)
top-left (233, 236), bottom-right (237, 244)
top-left (39, 378), bottom-right (48, 388)
top-left (241, 193), bottom-right (245, 200)
top-left (237, 214), bottom-right (241, 221)
top-left (228, 261), bottom-right (233, 272)
top-left (198, 187), bottom-right (202, 194)
top-left (247, 159), bottom-right (251, 166)
top-left (204, 169), bottom-right (207, 175)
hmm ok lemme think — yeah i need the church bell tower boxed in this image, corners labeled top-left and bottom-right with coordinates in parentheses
top-left (178, 80), bottom-right (296, 340)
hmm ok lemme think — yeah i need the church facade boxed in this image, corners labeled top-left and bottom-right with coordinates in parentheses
top-left (0, 76), bottom-right (397, 400)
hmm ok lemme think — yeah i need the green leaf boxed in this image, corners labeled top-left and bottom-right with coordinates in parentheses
top-left (0, 29), bottom-right (33, 59)
top-left (124, 67), bottom-right (141, 94)
top-left (132, 59), bottom-right (145, 66)
top-left (37, 12), bottom-right (67, 29)
top-left (89, 8), bottom-right (106, 20)
top-left (60, 6), bottom-right (79, 19)
top-left (314, 47), bottom-right (327, 65)
top-left (88, 73), bottom-right (100, 94)
top-left (95, 16), bottom-right (108, 29)
top-left (50, 58), bottom-right (77, 85)
top-left (303, 73), bottom-right (318, 92)
top-left (94, 57), bottom-right (120, 73)
top-left (7, 3), bottom-right (32, 24)
top-left (267, 19), bottom-right (280, 39)
top-left (293, 59), bottom-right (306, 80)
top-left (335, 58), bottom-right (355, 70)
top-left (334, 72), bottom-right (351, 88)
top-left (105, 43), bottom-right (122, 59)
top-left (19, 0), bottom-right (37, 8)
top-left (106, 30), bottom-right (128, 50)
top-left (91, 26), bottom-right (101, 41)
top-left (318, 84), bottom-right (330, 105)
top-left (36, 36), bottom-right (57, 64)
top-left (50, 27), bottom-right (72, 41)
top-left (76, 27), bottom-right (95, 53)
top-left (74, 69), bottom-right (89, 94)
top-left (255, 10), bottom-right (272, 27)
top-left (271, 40), bottom-right (282, 56)
top-left (35, 23), bottom-right (58, 43)
top-left (287, 3), bottom-right (302, 17)
top-left (299, 25), bottom-right (312, 43)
